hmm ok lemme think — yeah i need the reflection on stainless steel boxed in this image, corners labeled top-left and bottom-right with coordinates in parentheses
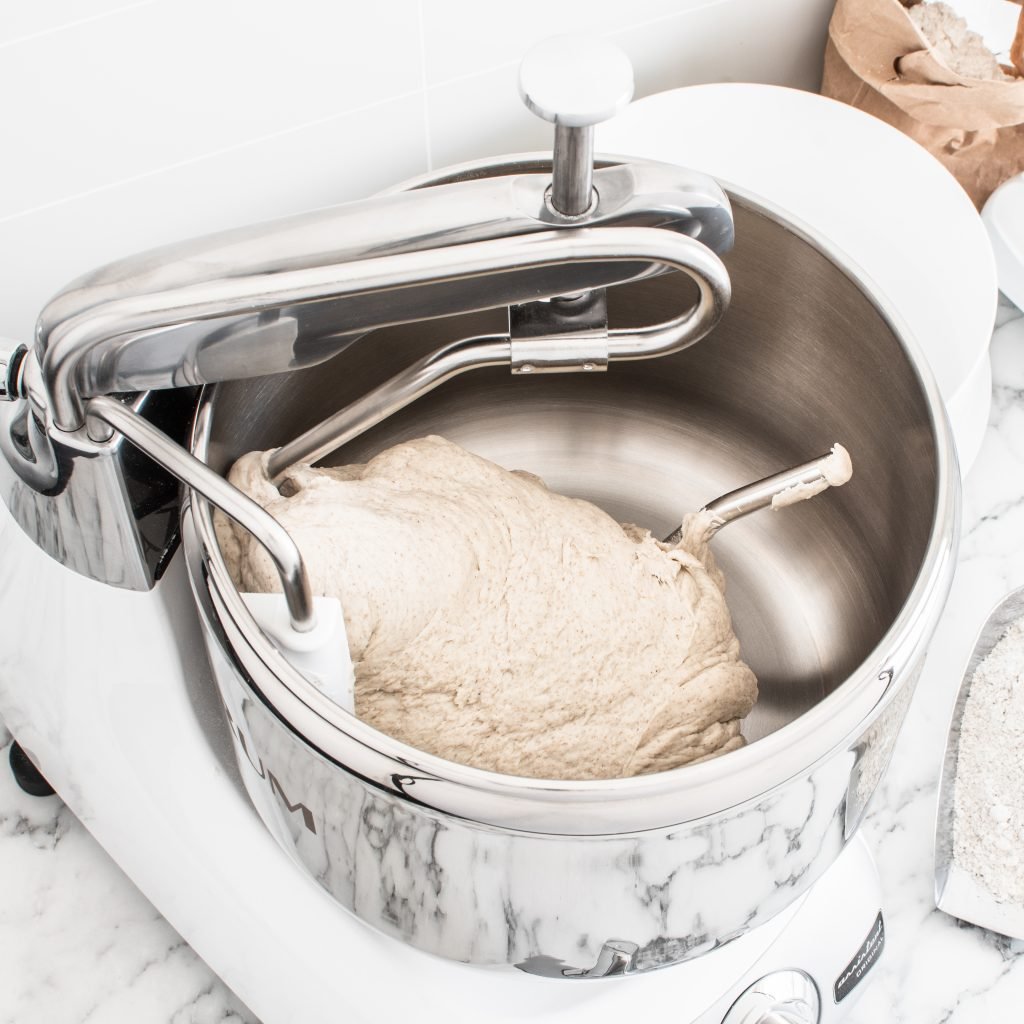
top-left (182, 191), bottom-right (958, 973)
top-left (35, 159), bottom-right (732, 432)
top-left (552, 123), bottom-right (597, 216)
top-left (85, 396), bottom-right (315, 632)
top-left (0, 342), bottom-right (26, 403)
top-left (560, 939), bottom-right (639, 978)
top-left (662, 448), bottom-right (852, 545)
top-left (0, 384), bottom-right (196, 589)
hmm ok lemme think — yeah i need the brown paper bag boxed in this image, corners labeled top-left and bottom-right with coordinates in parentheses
top-left (822, 0), bottom-right (1024, 208)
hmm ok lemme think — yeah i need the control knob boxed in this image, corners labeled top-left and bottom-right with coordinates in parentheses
top-left (722, 970), bottom-right (821, 1024)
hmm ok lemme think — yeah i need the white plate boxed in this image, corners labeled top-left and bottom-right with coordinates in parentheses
top-left (983, 172), bottom-right (1024, 314)
top-left (599, 84), bottom-right (998, 476)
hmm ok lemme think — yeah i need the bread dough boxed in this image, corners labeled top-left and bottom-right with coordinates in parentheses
top-left (218, 436), bottom-right (758, 780)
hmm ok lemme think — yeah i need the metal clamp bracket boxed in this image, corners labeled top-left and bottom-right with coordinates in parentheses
top-left (509, 291), bottom-right (609, 375)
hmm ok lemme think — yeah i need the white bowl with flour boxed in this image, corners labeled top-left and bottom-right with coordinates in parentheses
top-left (599, 83), bottom-right (998, 476)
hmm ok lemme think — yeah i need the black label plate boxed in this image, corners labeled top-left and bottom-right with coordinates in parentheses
top-left (834, 911), bottom-right (885, 1003)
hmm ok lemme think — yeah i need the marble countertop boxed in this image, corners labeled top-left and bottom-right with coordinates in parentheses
top-left (1, 302), bottom-right (1023, 1024)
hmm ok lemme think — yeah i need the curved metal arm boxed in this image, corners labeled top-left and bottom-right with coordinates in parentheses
top-left (260, 227), bottom-right (728, 478)
top-left (266, 334), bottom-right (512, 481)
top-left (36, 158), bottom-right (732, 433)
top-left (85, 396), bottom-right (316, 632)
top-left (44, 225), bottom-right (728, 434)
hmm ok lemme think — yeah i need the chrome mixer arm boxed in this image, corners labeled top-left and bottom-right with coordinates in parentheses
top-left (42, 218), bottom-right (731, 435)
top-left (32, 39), bottom-right (731, 434)
top-left (36, 159), bottom-right (732, 434)
top-left (0, 34), bottom-right (737, 596)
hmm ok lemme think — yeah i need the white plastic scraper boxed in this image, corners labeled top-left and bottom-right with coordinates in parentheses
top-left (242, 594), bottom-right (355, 713)
top-left (79, 395), bottom-right (357, 713)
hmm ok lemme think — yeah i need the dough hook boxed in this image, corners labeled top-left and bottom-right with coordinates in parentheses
top-left (663, 444), bottom-right (853, 545)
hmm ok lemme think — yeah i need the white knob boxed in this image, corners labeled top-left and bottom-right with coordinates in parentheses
top-left (518, 35), bottom-right (634, 128)
top-left (518, 36), bottom-right (634, 216)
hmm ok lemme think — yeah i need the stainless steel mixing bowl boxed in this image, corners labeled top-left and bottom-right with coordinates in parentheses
top-left (183, 184), bottom-right (958, 977)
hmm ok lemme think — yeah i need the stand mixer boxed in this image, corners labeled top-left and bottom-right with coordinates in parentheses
top-left (0, 37), bottom-right (958, 1023)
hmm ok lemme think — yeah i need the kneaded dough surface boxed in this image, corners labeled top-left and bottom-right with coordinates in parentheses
top-left (220, 436), bottom-right (758, 780)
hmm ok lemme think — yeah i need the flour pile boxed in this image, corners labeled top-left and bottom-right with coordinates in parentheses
top-left (908, 1), bottom-right (1013, 81)
top-left (218, 436), bottom-right (758, 780)
top-left (953, 613), bottom-right (1024, 905)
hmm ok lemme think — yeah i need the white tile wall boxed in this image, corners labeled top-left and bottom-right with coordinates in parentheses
top-left (426, 0), bottom-right (837, 169)
top-left (613, 0), bottom-right (838, 96)
top-left (0, 0), bottom-right (422, 220)
top-left (426, 63), bottom-right (548, 169)
top-left (0, 96), bottom-right (427, 340)
top-left (419, 0), bottom-right (697, 85)
top-left (0, 0), bottom-right (836, 340)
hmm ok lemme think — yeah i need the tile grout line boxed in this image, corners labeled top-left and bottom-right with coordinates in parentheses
top-left (421, 0), bottom-right (735, 92)
top-left (427, 57), bottom-right (520, 94)
top-left (597, 0), bottom-right (735, 41)
top-left (416, 0), bottom-right (433, 172)
top-left (0, 0), bottom-right (160, 51)
top-left (0, 87), bottom-right (426, 226)
top-left (2, 0), bottom-right (739, 223)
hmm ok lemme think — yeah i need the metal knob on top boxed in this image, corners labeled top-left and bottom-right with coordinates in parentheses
top-left (519, 35), bottom-right (635, 216)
